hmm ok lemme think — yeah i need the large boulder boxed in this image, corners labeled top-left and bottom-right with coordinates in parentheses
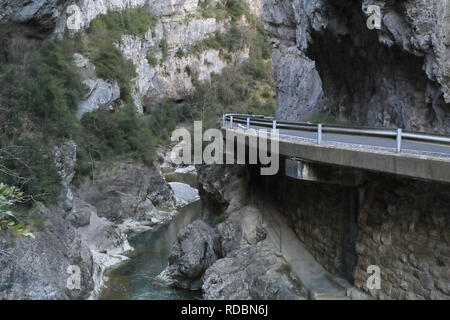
top-left (157, 220), bottom-right (217, 290)
top-left (68, 198), bottom-right (94, 228)
top-left (202, 245), bottom-right (304, 300)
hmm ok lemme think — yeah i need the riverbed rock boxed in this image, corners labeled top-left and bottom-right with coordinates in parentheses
top-left (157, 220), bottom-right (217, 290)
top-left (202, 245), bottom-right (304, 300)
top-left (75, 160), bottom-right (175, 223)
top-left (77, 199), bottom-right (127, 253)
top-left (170, 220), bottom-right (217, 278)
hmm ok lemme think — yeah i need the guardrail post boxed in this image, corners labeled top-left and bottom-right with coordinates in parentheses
top-left (247, 117), bottom-right (250, 129)
top-left (230, 116), bottom-right (233, 128)
top-left (397, 128), bottom-right (402, 153)
top-left (317, 124), bottom-right (323, 145)
top-left (222, 115), bottom-right (226, 126)
top-left (273, 120), bottom-right (277, 131)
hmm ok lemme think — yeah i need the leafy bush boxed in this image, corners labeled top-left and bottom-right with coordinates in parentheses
top-left (161, 38), bottom-right (169, 60)
top-left (147, 53), bottom-right (158, 67)
top-left (190, 22), bottom-right (246, 56)
top-left (224, 0), bottom-right (250, 20)
top-left (0, 183), bottom-right (34, 238)
top-left (0, 36), bottom-right (147, 202)
top-left (0, 39), bottom-right (84, 203)
top-left (0, 39), bottom-right (86, 138)
top-left (77, 104), bottom-right (157, 173)
top-left (90, 42), bottom-right (136, 102)
top-left (0, 140), bottom-right (63, 203)
top-left (176, 48), bottom-right (185, 59)
top-left (244, 56), bottom-right (271, 80)
top-left (88, 7), bottom-right (157, 40)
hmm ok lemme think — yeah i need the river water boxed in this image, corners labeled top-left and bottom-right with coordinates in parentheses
top-left (100, 175), bottom-right (203, 300)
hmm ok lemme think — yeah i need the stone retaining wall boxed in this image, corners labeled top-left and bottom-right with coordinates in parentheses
top-left (250, 164), bottom-right (450, 300)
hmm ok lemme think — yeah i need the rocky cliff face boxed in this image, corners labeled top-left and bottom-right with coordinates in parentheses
top-left (1, 0), bottom-right (261, 113)
top-left (263, 0), bottom-right (450, 133)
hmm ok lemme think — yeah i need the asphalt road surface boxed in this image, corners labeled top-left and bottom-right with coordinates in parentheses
top-left (232, 123), bottom-right (450, 157)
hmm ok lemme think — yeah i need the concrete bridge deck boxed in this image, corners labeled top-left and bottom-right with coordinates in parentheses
top-left (222, 123), bottom-right (450, 183)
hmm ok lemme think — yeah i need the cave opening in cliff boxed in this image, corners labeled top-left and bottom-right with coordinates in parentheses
top-left (305, 3), bottom-right (436, 130)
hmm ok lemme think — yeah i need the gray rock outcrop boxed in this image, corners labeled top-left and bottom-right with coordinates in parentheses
top-left (202, 245), bottom-right (303, 300)
top-left (213, 216), bottom-right (243, 258)
top-left (75, 160), bottom-right (175, 223)
top-left (74, 53), bottom-right (120, 119)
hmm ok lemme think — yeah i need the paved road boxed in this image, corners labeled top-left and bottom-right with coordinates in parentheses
top-left (232, 123), bottom-right (450, 157)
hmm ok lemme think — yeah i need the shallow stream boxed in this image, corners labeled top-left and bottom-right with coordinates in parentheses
top-left (100, 166), bottom-right (203, 300)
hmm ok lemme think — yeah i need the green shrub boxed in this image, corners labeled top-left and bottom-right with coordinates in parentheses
top-left (261, 86), bottom-right (273, 98)
top-left (0, 183), bottom-right (35, 238)
top-left (244, 56), bottom-right (270, 80)
top-left (0, 39), bottom-right (86, 138)
top-left (78, 104), bottom-right (157, 172)
top-left (191, 22), bottom-right (246, 55)
top-left (0, 140), bottom-right (62, 204)
top-left (147, 53), bottom-right (158, 67)
top-left (91, 42), bottom-right (136, 102)
top-left (88, 7), bottom-right (157, 40)
top-left (175, 48), bottom-right (185, 59)
top-left (224, 0), bottom-right (250, 20)
top-left (0, 39), bottom-right (86, 203)
top-left (161, 38), bottom-right (169, 60)
top-left (212, 213), bottom-right (228, 227)
top-left (185, 65), bottom-right (193, 77)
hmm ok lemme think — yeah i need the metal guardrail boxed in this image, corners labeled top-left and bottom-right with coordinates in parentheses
top-left (222, 114), bottom-right (450, 154)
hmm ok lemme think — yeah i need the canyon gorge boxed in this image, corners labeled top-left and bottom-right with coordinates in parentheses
top-left (0, 0), bottom-right (448, 300)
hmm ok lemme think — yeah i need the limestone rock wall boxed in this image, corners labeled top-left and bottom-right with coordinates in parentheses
top-left (263, 0), bottom-right (450, 133)
top-left (1, 0), bottom-right (260, 113)
top-left (118, 15), bottom-right (230, 110)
